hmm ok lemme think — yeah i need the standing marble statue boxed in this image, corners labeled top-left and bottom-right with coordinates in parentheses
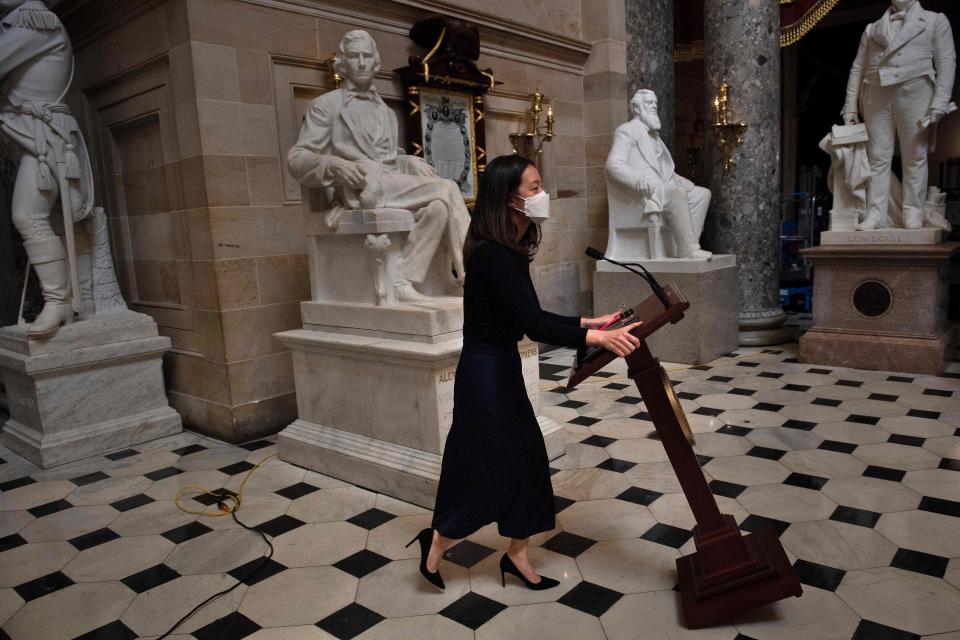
top-left (0, 0), bottom-right (124, 337)
top-left (605, 89), bottom-right (712, 261)
top-left (842, 0), bottom-right (956, 230)
top-left (288, 30), bottom-right (471, 303)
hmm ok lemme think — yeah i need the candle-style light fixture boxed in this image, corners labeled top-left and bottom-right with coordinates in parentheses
top-left (509, 89), bottom-right (555, 162)
top-left (711, 81), bottom-right (748, 172)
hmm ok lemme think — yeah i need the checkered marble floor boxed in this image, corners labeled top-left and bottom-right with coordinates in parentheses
top-left (1, 343), bottom-right (959, 640)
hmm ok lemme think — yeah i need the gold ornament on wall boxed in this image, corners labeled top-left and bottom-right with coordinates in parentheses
top-left (509, 90), bottom-right (555, 165)
top-left (711, 81), bottom-right (748, 172)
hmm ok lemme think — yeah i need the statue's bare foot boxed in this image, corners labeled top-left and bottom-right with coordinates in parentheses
top-left (680, 247), bottom-right (712, 260)
top-left (394, 279), bottom-right (432, 303)
top-left (855, 215), bottom-right (882, 231)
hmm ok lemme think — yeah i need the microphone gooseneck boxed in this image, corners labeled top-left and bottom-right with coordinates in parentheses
top-left (585, 247), bottom-right (671, 308)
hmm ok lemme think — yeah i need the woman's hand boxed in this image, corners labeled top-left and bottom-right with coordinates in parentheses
top-left (582, 313), bottom-right (620, 329)
top-left (586, 321), bottom-right (642, 357)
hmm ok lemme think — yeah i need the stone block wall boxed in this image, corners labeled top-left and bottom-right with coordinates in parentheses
top-left (59, 0), bottom-right (626, 441)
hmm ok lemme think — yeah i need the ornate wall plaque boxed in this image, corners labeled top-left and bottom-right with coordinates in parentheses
top-left (852, 280), bottom-right (892, 318)
top-left (420, 89), bottom-right (476, 199)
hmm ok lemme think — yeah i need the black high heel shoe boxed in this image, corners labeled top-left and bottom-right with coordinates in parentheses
top-left (406, 528), bottom-right (445, 590)
top-left (499, 553), bottom-right (559, 590)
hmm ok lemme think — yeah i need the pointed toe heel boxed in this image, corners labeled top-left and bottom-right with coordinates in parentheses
top-left (499, 554), bottom-right (559, 591)
top-left (407, 528), bottom-right (445, 590)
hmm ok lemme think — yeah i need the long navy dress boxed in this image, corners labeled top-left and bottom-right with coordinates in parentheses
top-left (432, 241), bottom-right (588, 539)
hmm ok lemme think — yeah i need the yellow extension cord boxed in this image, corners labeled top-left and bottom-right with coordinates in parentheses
top-left (173, 452), bottom-right (279, 517)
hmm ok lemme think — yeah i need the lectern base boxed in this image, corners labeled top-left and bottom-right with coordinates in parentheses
top-left (677, 528), bottom-right (802, 628)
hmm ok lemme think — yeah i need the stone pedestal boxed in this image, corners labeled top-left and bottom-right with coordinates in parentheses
top-left (277, 300), bottom-right (563, 509)
top-left (593, 256), bottom-right (739, 364)
top-left (820, 228), bottom-right (943, 246)
top-left (799, 243), bottom-right (959, 375)
top-left (0, 312), bottom-right (182, 468)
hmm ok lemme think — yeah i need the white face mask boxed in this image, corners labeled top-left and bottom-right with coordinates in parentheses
top-left (514, 190), bottom-right (550, 225)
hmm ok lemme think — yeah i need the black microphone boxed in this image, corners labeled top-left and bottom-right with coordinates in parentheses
top-left (585, 247), bottom-right (671, 308)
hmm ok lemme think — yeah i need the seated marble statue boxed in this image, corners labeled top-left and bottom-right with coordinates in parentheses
top-left (605, 89), bottom-right (711, 261)
top-left (288, 30), bottom-right (470, 303)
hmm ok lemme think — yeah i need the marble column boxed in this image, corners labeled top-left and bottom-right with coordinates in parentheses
top-left (625, 0), bottom-right (675, 151)
top-left (702, 0), bottom-right (790, 346)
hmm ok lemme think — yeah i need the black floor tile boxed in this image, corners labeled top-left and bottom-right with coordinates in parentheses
top-left (539, 363), bottom-right (569, 379)
top-left (918, 496), bottom-right (960, 518)
top-left (783, 383), bottom-right (810, 392)
top-left (746, 446), bottom-right (786, 460)
top-left (890, 547), bottom-right (949, 578)
top-left (863, 466), bottom-right (907, 482)
top-left (740, 514), bottom-right (791, 537)
top-left (194, 611), bottom-right (262, 640)
top-left (717, 424), bottom-right (753, 437)
top-left (110, 493), bottom-right (155, 512)
top-left (275, 482), bottom-right (321, 500)
top-left (847, 414), bottom-right (880, 425)
top-left (737, 361), bottom-right (760, 368)
top-left (923, 388), bottom-right (951, 397)
top-left (568, 416), bottom-right (601, 427)
top-left (554, 495), bottom-right (575, 514)
top-left (836, 379), bottom-right (863, 387)
top-left (219, 461), bottom-right (256, 476)
top-left (228, 557), bottom-right (288, 586)
top-left (70, 471), bottom-right (111, 486)
top-left (121, 563), bottom-right (180, 593)
top-left (72, 620), bottom-right (139, 640)
top-left (596, 458), bottom-right (636, 473)
top-left (615, 395), bottom-right (643, 405)
top-left (906, 408), bottom-right (940, 420)
top-left (729, 388), bottom-right (757, 396)
top-left (807, 368), bottom-right (832, 374)
top-left (559, 399), bottom-right (587, 409)
top-left (558, 580), bottom-right (623, 617)
top-left (28, 498), bottom-right (73, 518)
top-left (144, 466), bottom-right (183, 481)
top-left (444, 539), bottom-right (496, 569)
top-left (631, 410), bottom-right (652, 421)
top-left (162, 520), bottom-right (213, 544)
top-left (708, 375), bottom-right (733, 383)
top-left (14, 571), bottom-right (73, 601)
top-left (851, 619), bottom-right (921, 640)
top-left (887, 375), bottom-right (914, 383)
top-left (867, 393), bottom-right (898, 402)
top-left (782, 419), bottom-right (816, 431)
top-left (333, 549), bottom-right (392, 579)
top-left (594, 371), bottom-right (617, 378)
top-left (0, 533), bottom-right (27, 553)
top-left (616, 486), bottom-right (663, 506)
top-left (695, 454), bottom-right (713, 466)
top-left (709, 479), bottom-right (748, 498)
top-left (171, 443), bottom-right (208, 457)
top-left (346, 508), bottom-right (396, 530)
top-left (758, 372), bottom-right (784, 379)
top-left (542, 531), bottom-right (596, 558)
top-left (830, 505), bottom-right (881, 528)
top-left (438, 592), bottom-right (506, 631)
top-left (818, 440), bottom-right (858, 454)
top-left (812, 397), bottom-right (843, 407)
top-left (69, 527), bottom-right (120, 551)
top-left (603, 382), bottom-right (629, 390)
top-left (256, 514), bottom-right (307, 537)
top-left (888, 434), bottom-right (925, 447)
top-left (784, 473), bottom-right (828, 490)
top-left (239, 439), bottom-right (274, 451)
top-left (0, 476), bottom-right (35, 492)
top-left (581, 435), bottom-right (617, 448)
top-left (692, 407), bottom-right (723, 417)
top-left (793, 559), bottom-right (846, 592)
top-left (641, 523), bottom-right (692, 548)
top-left (104, 448), bottom-right (138, 461)
top-left (753, 402), bottom-right (784, 412)
top-left (677, 391), bottom-right (701, 401)
top-left (939, 458), bottom-right (960, 472)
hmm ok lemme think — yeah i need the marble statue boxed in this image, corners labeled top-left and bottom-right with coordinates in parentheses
top-left (0, 0), bottom-right (125, 337)
top-left (605, 89), bottom-right (712, 261)
top-left (288, 30), bottom-right (471, 303)
top-left (842, 0), bottom-right (956, 231)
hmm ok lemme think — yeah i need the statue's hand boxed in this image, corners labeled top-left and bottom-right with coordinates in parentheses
top-left (635, 179), bottom-right (653, 200)
top-left (842, 112), bottom-right (860, 125)
top-left (329, 157), bottom-right (368, 189)
top-left (918, 109), bottom-right (945, 130)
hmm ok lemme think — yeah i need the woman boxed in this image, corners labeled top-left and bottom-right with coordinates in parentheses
top-left (407, 155), bottom-right (642, 590)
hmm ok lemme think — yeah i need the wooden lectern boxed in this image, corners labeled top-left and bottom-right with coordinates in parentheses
top-left (568, 283), bottom-right (802, 628)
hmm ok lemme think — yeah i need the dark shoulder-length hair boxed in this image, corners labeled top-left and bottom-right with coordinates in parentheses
top-left (463, 154), bottom-right (542, 265)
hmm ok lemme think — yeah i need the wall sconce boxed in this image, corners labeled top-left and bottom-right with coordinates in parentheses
top-left (324, 52), bottom-right (342, 90)
top-left (509, 90), bottom-right (554, 161)
top-left (711, 81), bottom-right (748, 172)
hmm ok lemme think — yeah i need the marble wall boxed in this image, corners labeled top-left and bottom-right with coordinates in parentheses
top-left (59, 0), bottom-right (620, 440)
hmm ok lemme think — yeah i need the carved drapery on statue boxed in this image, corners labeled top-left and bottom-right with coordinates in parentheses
top-left (674, 0), bottom-right (841, 61)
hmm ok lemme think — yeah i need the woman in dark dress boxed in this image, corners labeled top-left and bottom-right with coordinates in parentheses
top-left (407, 155), bottom-right (642, 590)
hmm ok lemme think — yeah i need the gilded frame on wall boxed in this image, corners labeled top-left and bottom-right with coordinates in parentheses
top-left (413, 86), bottom-right (479, 202)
